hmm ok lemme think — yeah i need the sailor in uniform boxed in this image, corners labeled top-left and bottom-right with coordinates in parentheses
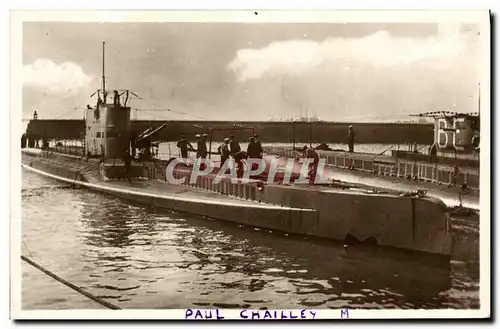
top-left (219, 138), bottom-right (231, 170)
top-left (177, 135), bottom-right (194, 159)
top-left (302, 145), bottom-right (319, 182)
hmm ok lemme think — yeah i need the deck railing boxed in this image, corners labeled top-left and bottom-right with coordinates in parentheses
top-left (264, 146), bottom-right (479, 190)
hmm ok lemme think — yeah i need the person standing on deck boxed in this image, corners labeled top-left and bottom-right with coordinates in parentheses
top-left (429, 143), bottom-right (438, 163)
top-left (229, 134), bottom-right (245, 176)
top-left (196, 134), bottom-right (208, 170)
top-left (195, 134), bottom-right (208, 159)
top-left (113, 90), bottom-right (120, 107)
top-left (246, 137), bottom-right (260, 158)
top-left (229, 134), bottom-right (241, 155)
top-left (302, 145), bottom-right (320, 182)
top-left (130, 130), bottom-right (137, 159)
top-left (197, 134), bottom-right (208, 159)
top-left (177, 135), bottom-right (194, 159)
top-left (42, 135), bottom-right (48, 150)
top-left (471, 134), bottom-right (480, 153)
top-left (247, 137), bottom-right (261, 171)
top-left (219, 138), bottom-right (231, 170)
top-left (100, 145), bottom-right (105, 163)
top-left (348, 125), bottom-right (355, 153)
top-left (195, 134), bottom-right (201, 158)
top-left (123, 148), bottom-right (132, 181)
top-left (21, 134), bottom-right (27, 149)
top-left (202, 133), bottom-right (209, 156)
top-left (253, 133), bottom-right (263, 158)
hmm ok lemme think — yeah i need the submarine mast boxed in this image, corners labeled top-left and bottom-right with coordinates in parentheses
top-left (102, 41), bottom-right (106, 103)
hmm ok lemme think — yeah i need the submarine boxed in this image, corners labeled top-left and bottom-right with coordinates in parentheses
top-left (21, 42), bottom-right (455, 259)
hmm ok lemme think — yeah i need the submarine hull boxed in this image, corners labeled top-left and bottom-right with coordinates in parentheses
top-left (21, 149), bottom-right (453, 258)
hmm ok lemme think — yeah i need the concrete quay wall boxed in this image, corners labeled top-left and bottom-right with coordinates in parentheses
top-left (25, 119), bottom-right (434, 144)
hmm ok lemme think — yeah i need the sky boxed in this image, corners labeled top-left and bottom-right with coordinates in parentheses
top-left (22, 21), bottom-right (481, 122)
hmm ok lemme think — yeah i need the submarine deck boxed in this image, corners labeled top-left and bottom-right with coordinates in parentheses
top-left (316, 163), bottom-right (479, 210)
top-left (22, 148), bottom-right (479, 210)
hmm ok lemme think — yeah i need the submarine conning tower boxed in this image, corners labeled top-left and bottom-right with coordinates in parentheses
top-left (85, 42), bottom-right (132, 160)
top-left (85, 91), bottom-right (131, 159)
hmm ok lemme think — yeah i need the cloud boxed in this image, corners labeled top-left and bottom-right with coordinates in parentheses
top-left (23, 59), bottom-right (93, 94)
top-left (228, 24), bottom-right (466, 82)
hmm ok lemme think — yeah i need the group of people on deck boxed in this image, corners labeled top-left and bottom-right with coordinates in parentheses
top-left (169, 125), bottom-right (359, 180)
top-left (176, 133), bottom-right (264, 174)
top-left (177, 133), bottom-right (209, 159)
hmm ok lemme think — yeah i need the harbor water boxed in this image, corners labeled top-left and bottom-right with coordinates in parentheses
top-left (21, 168), bottom-right (479, 310)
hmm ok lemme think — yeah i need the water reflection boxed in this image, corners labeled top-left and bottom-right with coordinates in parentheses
top-left (75, 191), bottom-right (455, 308)
top-left (79, 193), bottom-right (158, 249)
top-left (160, 215), bottom-right (453, 309)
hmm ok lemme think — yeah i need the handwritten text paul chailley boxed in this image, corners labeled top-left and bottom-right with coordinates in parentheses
top-left (185, 309), bottom-right (318, 320)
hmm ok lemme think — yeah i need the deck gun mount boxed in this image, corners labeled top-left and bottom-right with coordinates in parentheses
top-left (132, 123), bottom-right (168, 161)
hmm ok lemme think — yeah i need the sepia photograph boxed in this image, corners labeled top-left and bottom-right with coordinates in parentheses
top-left (10, 10), bottom-right (490, 320)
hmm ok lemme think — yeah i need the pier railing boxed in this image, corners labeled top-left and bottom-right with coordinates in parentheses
top-left (173, 168), bottom-right (260, 201)
top-left (140, 162), bottom-right (261, 201)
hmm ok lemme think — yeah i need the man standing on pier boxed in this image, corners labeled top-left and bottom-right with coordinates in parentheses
top-left (348, 125), bottom-right (355, 153)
